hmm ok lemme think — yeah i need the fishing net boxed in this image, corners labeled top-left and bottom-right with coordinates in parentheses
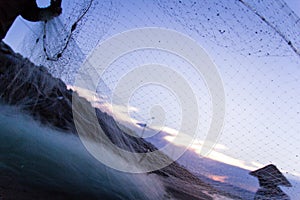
top-left (18, 0), bottom-right (300, 199)
top-left (22, 0), bottom-right (120, 84)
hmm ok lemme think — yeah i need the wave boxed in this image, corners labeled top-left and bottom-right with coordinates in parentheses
top-left (0, 102), bottom-right (165, 199)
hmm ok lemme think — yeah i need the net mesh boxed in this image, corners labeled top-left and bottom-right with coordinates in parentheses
top-left (18, 0), bottom-right (300, 199)
top-left (22, 0), bottom-right (120, 84)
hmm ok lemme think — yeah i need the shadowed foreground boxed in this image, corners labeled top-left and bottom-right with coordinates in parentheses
top-left (0, 42), bottom-right (240, 199)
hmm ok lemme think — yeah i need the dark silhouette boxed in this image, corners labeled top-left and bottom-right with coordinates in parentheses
top-left (250, 164), bottom-right (292, 200)
top-left (0, 0), bottom-right (62, 40)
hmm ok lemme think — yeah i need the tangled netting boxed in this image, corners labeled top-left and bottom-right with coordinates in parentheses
top-left (20, 0), bottom-right (300, 199)
top-left (22, 0), bottom-right (120, 84)
top-left (158, 0), bottom-right (300, 58)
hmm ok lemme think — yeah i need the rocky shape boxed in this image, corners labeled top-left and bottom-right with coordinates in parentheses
top-left (0, 41), bottom-right (240, 199)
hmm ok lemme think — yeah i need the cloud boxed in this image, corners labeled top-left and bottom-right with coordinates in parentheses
top-left (68, 85), bottom-right (300, 179)
top-left (206, 174), bottom-right (227, 183)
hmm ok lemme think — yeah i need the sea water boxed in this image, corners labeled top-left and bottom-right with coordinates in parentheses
top-left (0, 102), bottom-right (166, 199)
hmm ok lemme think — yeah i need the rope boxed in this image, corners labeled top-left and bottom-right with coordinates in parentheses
top-left (42, 0), bottom-right (94, 61)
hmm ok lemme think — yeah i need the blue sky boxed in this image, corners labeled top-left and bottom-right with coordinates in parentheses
top-left (285, 0), bottom-right (300, 14)
top-left (4, 0), bottom-right (300, 51)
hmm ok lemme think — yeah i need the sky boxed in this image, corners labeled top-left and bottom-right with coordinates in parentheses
top-left (284, 0), bottom-right (300, 14)
top-left (4, 0), bottom-right (300, 51)
top-left (3, 0), bottom-right (300, 194)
